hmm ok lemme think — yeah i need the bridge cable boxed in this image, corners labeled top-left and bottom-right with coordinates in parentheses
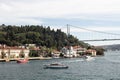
top-left (68, 24), bottom-right (120, 36)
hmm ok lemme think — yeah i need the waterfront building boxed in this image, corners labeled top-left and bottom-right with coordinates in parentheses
top-left (0, 45), bottom-right (30, 59)
top-left (61, 46), bottom-right (77, 57)
top-left (61, 46), bottom-right (96, 57)
top-left (52, 50), bottom-right (60, 58)
top-left (86, 49), bottom-right (96, 56)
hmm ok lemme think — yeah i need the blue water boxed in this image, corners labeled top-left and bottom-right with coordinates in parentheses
top-left (0, 51), bottom-right (120, 80)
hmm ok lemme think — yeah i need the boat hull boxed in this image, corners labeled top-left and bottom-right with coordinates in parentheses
top-left (44, 63), bottom-right (68, 69)
top-left (45, 65), bottom-right (68, 69)
top-left (16, 59), bottom-right (28, 63)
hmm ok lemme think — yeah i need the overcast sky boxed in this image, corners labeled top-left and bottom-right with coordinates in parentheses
top-left (0, 0), bottom-right (120, 45)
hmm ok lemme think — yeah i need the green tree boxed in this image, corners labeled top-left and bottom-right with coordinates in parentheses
top-left (0, 24), bottom-right (90, 49)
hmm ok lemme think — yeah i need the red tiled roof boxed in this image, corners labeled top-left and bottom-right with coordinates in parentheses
top-left (0, 46), bottom-right (28, 50)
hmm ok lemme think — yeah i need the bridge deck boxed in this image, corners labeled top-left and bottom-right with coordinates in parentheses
top-left (81, 39), bottom-right (120, 42)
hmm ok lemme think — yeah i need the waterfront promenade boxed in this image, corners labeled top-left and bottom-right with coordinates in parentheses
top-left (0, 57), bottom-right (52, 62)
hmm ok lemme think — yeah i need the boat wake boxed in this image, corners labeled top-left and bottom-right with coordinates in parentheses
top-left (86, 57), bottom-right (95, 61)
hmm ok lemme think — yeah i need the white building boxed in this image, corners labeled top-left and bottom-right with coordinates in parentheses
top-left (0, 46), bottom-right (30, 58)
top-left (61, 46), bottom-right (77, 57)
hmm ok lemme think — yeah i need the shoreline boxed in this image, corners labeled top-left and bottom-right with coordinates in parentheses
top-left (0, 57), bottom-right (52, 62)
top-left (0, 55), bottom-right (104, 62)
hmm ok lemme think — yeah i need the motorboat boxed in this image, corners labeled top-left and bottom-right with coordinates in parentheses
top-left (44, 63), bottom-right (68, 69)
top-left (16, 59), bottom-right (28, 63)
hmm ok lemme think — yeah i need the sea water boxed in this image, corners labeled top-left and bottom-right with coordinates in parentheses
top-left (0, 51), bottom-right (120, 80)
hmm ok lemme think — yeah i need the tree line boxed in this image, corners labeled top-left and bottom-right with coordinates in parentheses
top-left (0, 24), bottom-right (89, 50)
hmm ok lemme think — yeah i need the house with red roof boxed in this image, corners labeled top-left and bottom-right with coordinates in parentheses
top-left (0, 45), bottom-right (30, 59)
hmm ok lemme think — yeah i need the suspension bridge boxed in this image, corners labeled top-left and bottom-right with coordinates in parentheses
top-left (60, 24), bottom-right (120, 45)
top-left (82, 39), bottom-right (120, 42)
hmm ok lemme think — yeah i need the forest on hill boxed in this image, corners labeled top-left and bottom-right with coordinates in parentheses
top-left (0, 24), bottom-right (89, 50)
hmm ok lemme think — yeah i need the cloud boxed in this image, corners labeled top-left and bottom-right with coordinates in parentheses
top-left (1, 0), bottom-right (120, 18)
top-left (0, 17), bottom-right (43, 25)
top-left (0, 0), bottom-right (120, 27)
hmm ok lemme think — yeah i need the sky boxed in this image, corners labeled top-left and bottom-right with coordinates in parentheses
top-left (0, 0), bottom-right (120, 46)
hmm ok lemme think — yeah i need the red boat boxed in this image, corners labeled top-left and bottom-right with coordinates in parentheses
top-left (16, 59), bottom-right (28, 63)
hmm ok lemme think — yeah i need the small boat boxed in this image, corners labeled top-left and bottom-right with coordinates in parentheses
top-left (16, 59), bottom-right (28, 63)
top-left (44, 63), bottom-right (68, 69)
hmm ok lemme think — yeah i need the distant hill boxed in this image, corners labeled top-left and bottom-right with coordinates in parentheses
top-left (102, 44), bottom-right (120, 50)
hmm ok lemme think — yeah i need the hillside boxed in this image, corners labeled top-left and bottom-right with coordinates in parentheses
top-left (0, 24), bottom-right (89, 50)
top-left (102, 44), bottom-right (120, 50)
